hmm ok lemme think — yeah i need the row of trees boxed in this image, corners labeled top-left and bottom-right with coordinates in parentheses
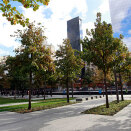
top-left (81, 13), bottom-right (131, 108)
top-left (0, 23), bottom-right (83, 109)
top-left (0, 0), bottom-right (130, 109)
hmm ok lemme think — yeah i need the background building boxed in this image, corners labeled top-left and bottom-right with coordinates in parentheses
top-left (67, 17), bottom-right (83, 51)
top-left (67, 17), bottom-right (86, 80)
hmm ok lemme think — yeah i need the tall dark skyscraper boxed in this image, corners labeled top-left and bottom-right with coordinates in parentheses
top-left (67, 17), bottom-right (83, 51)
top-left (67, 17), bottom-right (85, 78)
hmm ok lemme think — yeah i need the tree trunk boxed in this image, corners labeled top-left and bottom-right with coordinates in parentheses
top-left (44, 81), bottom-right (46, 100)
top-left (50, 86), bottom-right (52, 97)
top-left (14, 85), bottom-right (16, 99)
top-left (114, 70), bottom-right (119, 103)
top-left (104, 70), bottom-right (109, 108)
top-left (71, 80), bottom-right (74, 98)
top-left (66, 77), bottom-right (69, 103)
top-left (50, 82), bottom-right (53, 97)
top-left (28, 69), bottom-right (32, 110)
top-left (119, 73), bottom-right (124, 101)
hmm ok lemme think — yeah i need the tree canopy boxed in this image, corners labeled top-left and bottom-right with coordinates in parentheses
top-left (81, 12), bottom-right (121, 108)
top-left (55, 39), bottom-right (84, 102)
top-left (0, 0), bottom-right (50, 26)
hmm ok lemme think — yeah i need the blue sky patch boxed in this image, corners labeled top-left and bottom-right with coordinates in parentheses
top-left (43, 8), bottom-right (53, 19)
top-left (121, 8), bottom-right (131, 38)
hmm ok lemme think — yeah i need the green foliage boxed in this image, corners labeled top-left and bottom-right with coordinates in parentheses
top-left (0, 0), bottom-right (50, 26)
top-left (82, 13), bottom-right (118, 73)
top-left (82, 67), bottom-right (94, 84)
top-left (81, 12), bottom-right (122, 108)
top-left (55, 39), bottom-right (84, 83)
top-left (112, 37), bottom-right (129, 72)
top-left (0, 64), bottom-right (9, 89)
top-left (6, 56), bottom-right (28, 90)
top-left (112, 37), bottom-right (130, 83)
top-left (14, 23), bottom-right (55, 88)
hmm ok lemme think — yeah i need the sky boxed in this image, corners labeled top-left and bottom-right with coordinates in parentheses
top-left (109, 0), bottom-right (131, 51)
top-left (0, 0), bottom-right (130, 56)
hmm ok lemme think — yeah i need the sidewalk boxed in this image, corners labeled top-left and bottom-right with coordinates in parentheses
top-left (0, 95), bottom-right (98, 107)
top-left (0, 95), bottom-right (130, 131)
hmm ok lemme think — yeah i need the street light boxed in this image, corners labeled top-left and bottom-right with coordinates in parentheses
top-left (28, 53), bottom-right (32, 110)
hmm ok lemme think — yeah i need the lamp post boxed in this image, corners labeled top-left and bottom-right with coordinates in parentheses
top-left (114, 68), bottom-right (119, 103)
top-left (119, 63), bottom-right (124, 101)
top-left (28, 53), bottom-right (32, 110)
top-left (114, 52), bottom-right (119, 103)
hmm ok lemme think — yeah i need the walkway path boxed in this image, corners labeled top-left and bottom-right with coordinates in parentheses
top-left (0, 95), bottom-right (96, 107)
top-left (0, 95), bottom-right (131, 131)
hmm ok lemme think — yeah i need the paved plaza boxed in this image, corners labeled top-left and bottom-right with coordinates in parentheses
top-left (0, 95), bottom-right (131, 131)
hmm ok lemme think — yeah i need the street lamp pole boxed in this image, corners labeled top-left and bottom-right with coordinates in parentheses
top-left (114, 68), bottom-right (119, 103)
top-left (28, 53), bottom-right (32, 110)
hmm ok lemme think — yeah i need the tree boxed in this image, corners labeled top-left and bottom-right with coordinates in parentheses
top-left (0, 63), bottom-right (10, 92)
top-left (91, 67), bottom-right (114, 87)
top-left (123, 52), bottom-right (131, 87)
top-left (82, 66), bottom-right (94, 86)
top-left (34, 46), bottom-right (55, 100)
top-left (114, 43), bottom-right (130, 101)
top-left (0, 0), bottom-right (49, 26)
top-left (6, 56), bottom-right (28, 99)
top-left (55, 39), bottom-right (84, 103)
top-left (81, 13), bottom-right (119, 108)
top-left (111, 36), bottom-right (128, 102)
top-left (14, 23), bottom-right (53, 109)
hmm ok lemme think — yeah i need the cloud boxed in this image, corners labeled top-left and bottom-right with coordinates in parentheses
top-left (0, 0), bottom-right (88, 55)
top-left (0, 13), bottom-right (22, 49)
top-left (0, 49), bottom-right (10, 56)
top-left (97, 0), bottom-right (110, 15)
top-left (0, 0), bottom-right (117, 56)
top-left (94, 0), bottom-right (111, 23)
top-left (109, 0), bottom-right (131, 33)
top-left (21, 0), bottom-right (88, 50)
top-left (128, 30), bottom-right (131, 35)
top-left (82, 22), bottom-right (95, 37)
top-left (123, 37), bottom-right (131, 51)
top-left (48, 0), bottom-right (88, 19)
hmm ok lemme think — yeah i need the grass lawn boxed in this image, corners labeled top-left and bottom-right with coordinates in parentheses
top-left (0, 98), bottom-right (75, 113)
top-left (0, 97), bottom-right (29, 104)
top-left (0, 97), bottom-right (74, 105)
top-left (82, 100), bottom-right (131, 116)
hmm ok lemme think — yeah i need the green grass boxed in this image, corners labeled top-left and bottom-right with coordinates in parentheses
top-left (0, 97), bottom-right (29, 104)
top-left (83, 100), bottom-right (131, 116)
top-left (0, 98), bottom-right (75, 113)
top-left (0, 97), bottom-right (74, 105)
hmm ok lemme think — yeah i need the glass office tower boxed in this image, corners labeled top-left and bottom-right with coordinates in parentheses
top-left (67, 17), bottom-right (85, 78)
top-left (67, 17), bottom-right (83, 51)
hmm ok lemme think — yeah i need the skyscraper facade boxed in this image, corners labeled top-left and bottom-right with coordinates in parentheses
top-left (67, 17), bottom-right (83, 51)
top-left (67, 17), bottom-right (85, 78)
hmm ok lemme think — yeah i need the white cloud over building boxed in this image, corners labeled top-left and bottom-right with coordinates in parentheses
top-left (1, 0), bottom-right (130, 55)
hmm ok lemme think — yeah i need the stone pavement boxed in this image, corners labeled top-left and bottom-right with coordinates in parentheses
top-left (0, 95), bottom-right (131, 131)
